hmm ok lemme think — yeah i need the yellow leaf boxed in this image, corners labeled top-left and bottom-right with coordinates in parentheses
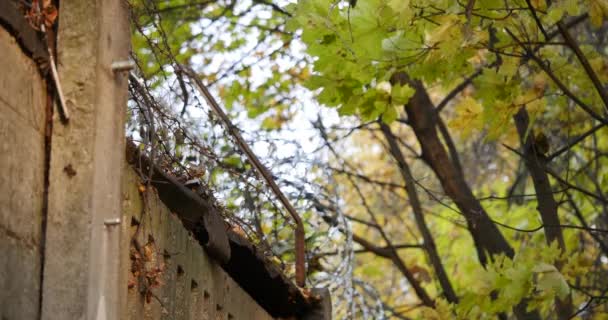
top-left (425, 15), bottom-right (462, 46)
top-left (448, 96), bottom-right (483, 138)
top-left (589, 56), bottom-right (608, 82)
top-left (527, 97), bottom-right (546, 118)
top-left (589, 0), bottom-right (608, 27)
top-left (531, 0), bottom-right (547, 10)
top-left (299, 68), bottom-right (310, 81)
top-left (388, 0), bottom-right (409, 13)
top-left (420, 299), bottom-right (453, 319)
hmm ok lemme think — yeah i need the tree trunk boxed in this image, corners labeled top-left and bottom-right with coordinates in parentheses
top-left (390, 72), bottom-right (540, 319)
top-left (513, 107), bottom-right (572, 319)
top-left (391, 72), bottom-right (513, 263)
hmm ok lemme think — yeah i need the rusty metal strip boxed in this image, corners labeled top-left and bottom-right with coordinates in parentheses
top-left (183, 66), bottom-right (307, 287)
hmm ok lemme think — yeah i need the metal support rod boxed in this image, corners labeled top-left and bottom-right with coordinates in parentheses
top-left (36, 3), bottom-right (70, 121)
top-left (182, 66), bottom-right (306, 287)
top-left (46, 47), bottom-right (70, 120)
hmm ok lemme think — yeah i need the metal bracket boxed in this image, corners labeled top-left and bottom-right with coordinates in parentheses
top-left (111, 60), bottom-right (135, 73)
top-left (103, 218), bottom-right (121, 226)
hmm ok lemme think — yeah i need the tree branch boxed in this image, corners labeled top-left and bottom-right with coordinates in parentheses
top-left (557, 22), bottom-right (608, 113)
top-left (506, 28), bottom-right (608, 125)
top-left (380, 122), bottom-right (459, 303)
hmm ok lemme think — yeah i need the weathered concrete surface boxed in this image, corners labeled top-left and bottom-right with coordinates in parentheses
top-left (122, 168), bottom-right (275, 320)
top-left (41, 0), bottom-right (130, 319)
top-left (0, 26), bottom-right (46, 320)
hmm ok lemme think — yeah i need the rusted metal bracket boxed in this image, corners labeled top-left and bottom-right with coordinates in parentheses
top-left (183, 66), bottom-right (307, 287)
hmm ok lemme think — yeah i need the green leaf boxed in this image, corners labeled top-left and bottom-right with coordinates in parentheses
top-left (261, 116), bottom-right (282, 130)
top-left (382, 105), bottom-right (398, 123)
top-left (224, 155), bottom-right (243, 168)
top-left (391, 83), bottom-right (415, 105)
top-left (534, 265), bottom-right (570, 299)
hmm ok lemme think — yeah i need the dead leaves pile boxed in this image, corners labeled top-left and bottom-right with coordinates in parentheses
top-left (24, 0), bottom-right (58, 31)
top-left (129, 235), bottom-right (166, 304)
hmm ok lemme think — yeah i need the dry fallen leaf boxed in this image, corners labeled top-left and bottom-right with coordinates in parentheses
top-left (410, 265), bottom-right (432, 283)
top-left (43, 5), bottom-right (58, 28)
top-left (143, 242), bottom-right (154, 261)
top-left (25, 0), bottom-right (58, 31)
top-left (231, 225), bottom-right (247, 238)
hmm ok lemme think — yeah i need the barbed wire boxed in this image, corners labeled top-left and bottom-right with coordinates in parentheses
top-left (125, 0), bottom-right (380, 318)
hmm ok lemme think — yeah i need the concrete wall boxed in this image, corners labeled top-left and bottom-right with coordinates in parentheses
top-left (122, 167), bottom-right (275, 320)
top-left (0, 22), bottom-right (275, 316)
top-left (40, 0), bottom-right (130, 317)
top-left (0, 27), bottom-right (47, 320)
